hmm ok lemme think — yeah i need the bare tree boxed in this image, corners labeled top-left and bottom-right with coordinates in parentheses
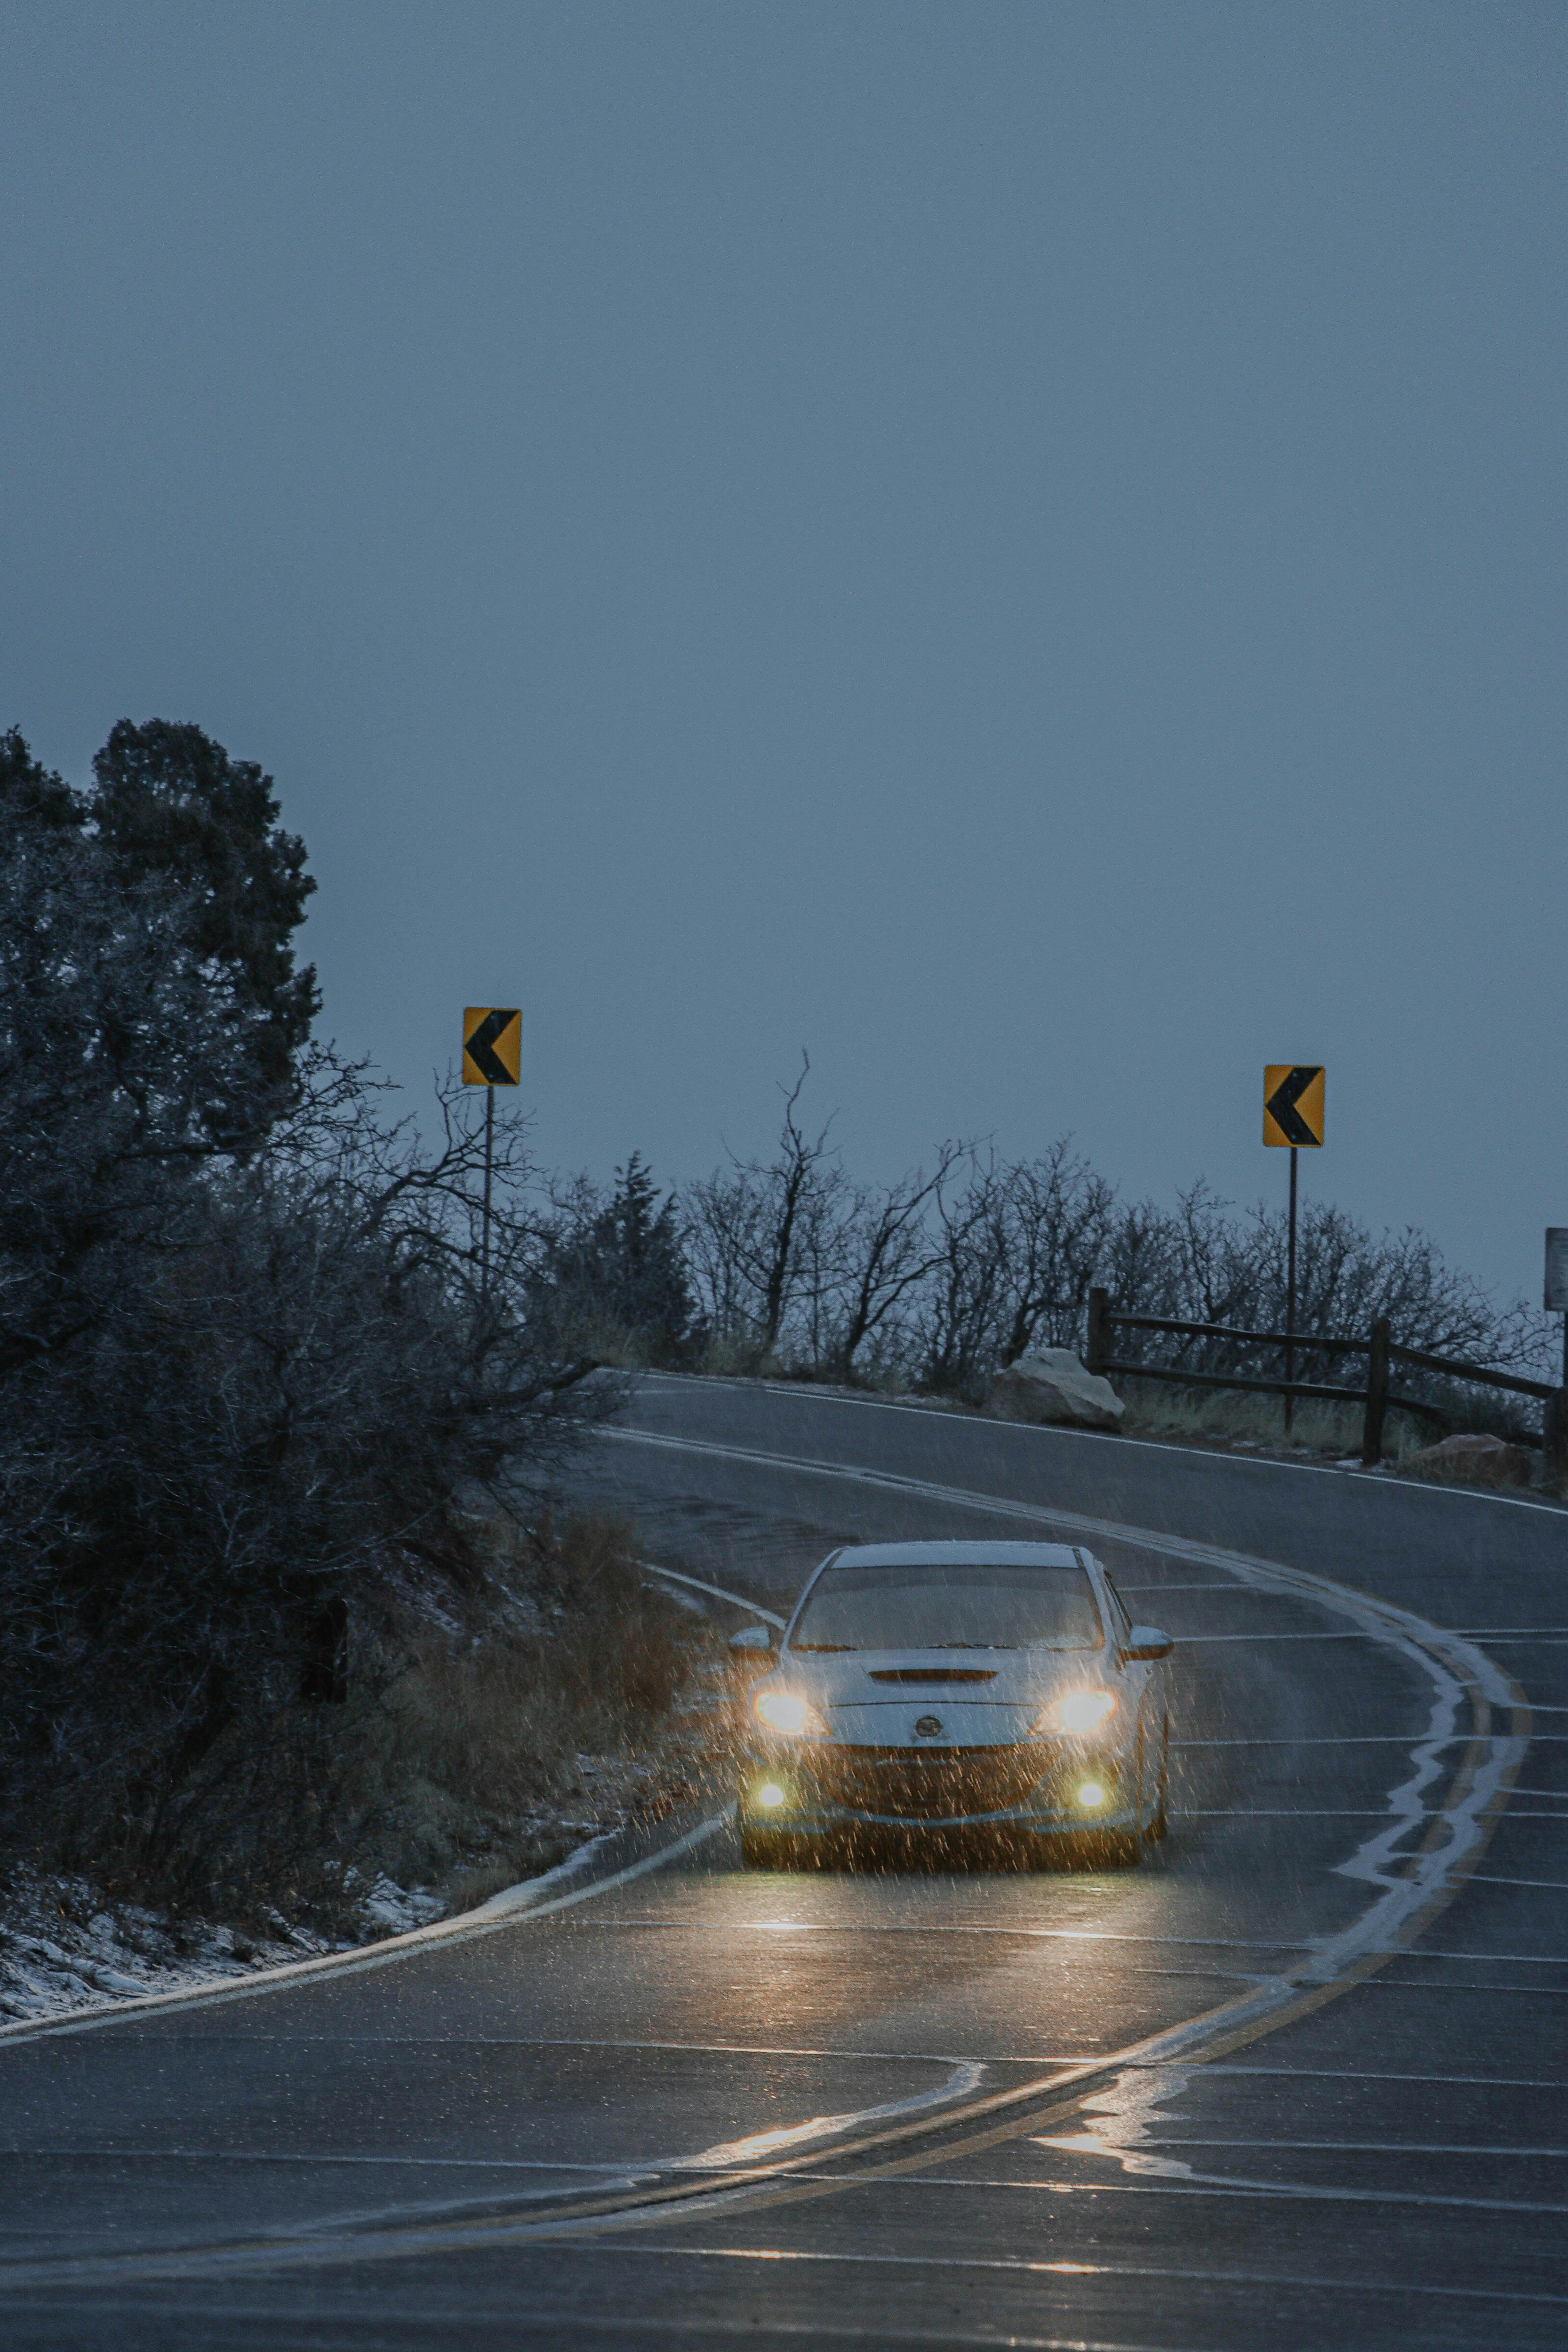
top-left (827, 1145), bottom-right (965, 1380)
top-left (994, 1141), bottom-right (1118, 1365)
top-left (911, 1151), bottom-right (1013, 1398)
top-left (684, 1057), bottom-right (845, 1364)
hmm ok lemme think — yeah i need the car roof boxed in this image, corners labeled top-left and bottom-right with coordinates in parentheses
top-left (819, 1542), bottom-right (1087, 1569)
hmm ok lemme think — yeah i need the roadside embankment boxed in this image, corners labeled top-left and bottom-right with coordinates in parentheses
top-left (0, 1510), bottom-right (734, 2026)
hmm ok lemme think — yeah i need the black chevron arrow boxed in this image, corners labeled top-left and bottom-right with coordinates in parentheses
top-left (464, 1008), bottom-right (519, 1085)
top-left (1266, 1065), bottom-right (1321, 1147)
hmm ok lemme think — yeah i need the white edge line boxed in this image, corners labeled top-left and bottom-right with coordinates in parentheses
top-left (640, 1562), bottom-right (786, 1631)
top-left (0, 1816), bottom-right (733, 2049)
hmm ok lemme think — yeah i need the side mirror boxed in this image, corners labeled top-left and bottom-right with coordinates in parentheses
top-left (1123, 1625), bottom-right (1173, 1661)
top-left (730, 1625), bottom-right (774, 1653)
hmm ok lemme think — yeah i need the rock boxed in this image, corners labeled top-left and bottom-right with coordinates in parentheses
top-left (1402, 1432), bottom-right (1534, 1488)
top-left (988, 1348), bottom-right (1125, 1432)
top-left (17, 1936), bottom-right (69, 1965)
top-left (80, 1961), bottom-right (149, 1999)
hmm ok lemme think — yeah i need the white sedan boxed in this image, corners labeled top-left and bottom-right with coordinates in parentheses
top-left (733, 1540), bottom-right (1172, 1867)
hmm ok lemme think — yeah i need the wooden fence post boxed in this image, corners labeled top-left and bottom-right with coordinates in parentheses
top-left (1361, 1315), bottom-right (1390, 1467)
top-left (1086, 1287), bottom-right (1111, 1378)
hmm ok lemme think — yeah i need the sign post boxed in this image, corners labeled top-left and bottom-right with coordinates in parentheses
top-left (1545, 1229), bottom-right (1568, 1321)
top-left (1546, 1233), bottom-right (1568, 1480)
top-left (462, 1008), bottom-right (522, 1304)
top-left (1264, 1066), bottom-right (1325, 1434)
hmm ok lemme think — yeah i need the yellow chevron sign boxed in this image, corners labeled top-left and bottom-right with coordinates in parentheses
top-left (1264, 1064), bottom-right (1324, 1148)
top-left (462, 1008), bottom-right (521, 1086)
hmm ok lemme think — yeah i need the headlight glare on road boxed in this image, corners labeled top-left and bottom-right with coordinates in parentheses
top-left (758, 1782), bottom-right (787, 1809)
top-left (753, 1689), bottom-right (828, 1738)
top-left (1076, 1780), bottom-right (1107, 1809)
top-left (1038, 1688), bottom-right (1118, 1735)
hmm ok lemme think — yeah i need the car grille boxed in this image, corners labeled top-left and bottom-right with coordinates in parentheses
top-left (809, 1743), bottom-right (1047, 1821)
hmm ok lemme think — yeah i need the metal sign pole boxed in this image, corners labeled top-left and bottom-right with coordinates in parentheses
top-left (1544, 1231), bottom-right (1568, 1484)
top-left (1284, 1144), bottom-right (1298, 1436)
top-left (1264, 1066), bottom-right (1323, 1441)
top-left (461, 1007), bottom-right (522, 1317)
top-left (481, 1087), bottom-right (495, 1309)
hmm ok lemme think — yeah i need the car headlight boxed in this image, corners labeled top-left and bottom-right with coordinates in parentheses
top-left (753, 1689), bottom-right (829, 1738)
top-left (1035, 1688), bottom-right (1118, 1735)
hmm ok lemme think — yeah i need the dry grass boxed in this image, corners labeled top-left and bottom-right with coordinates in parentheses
top-left (1, 1510), bottom-right (732, 1981)
top-left (1112, 1377), bottom-right (1567, 1495)
top-left (1114, 1378), bottom-right (1435, 1463)
top-left (339, 1511), bottom-right (726, 1915)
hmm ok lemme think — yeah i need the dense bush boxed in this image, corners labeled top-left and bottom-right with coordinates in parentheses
top-left (0, 725), bottom-right (601, 1911)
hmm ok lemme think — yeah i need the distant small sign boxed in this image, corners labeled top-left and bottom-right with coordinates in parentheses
top-left (1546, 1229), bottom-right (1568, 1314)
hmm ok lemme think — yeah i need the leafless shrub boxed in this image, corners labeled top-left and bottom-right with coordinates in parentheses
top-left (675, 1069), bottom-right (1557, 1413)
top-left (909, 1144), bottom-right (1119, 1399)
top-left (684, 1056), bottom-right (847, 1367)
top-left (910, 1152), bottom-right (1011, 1399)
top-left (823, 1146), bottom-right (964, 1381)
top-left (1097, 1185), bottom-right (1555, 1427)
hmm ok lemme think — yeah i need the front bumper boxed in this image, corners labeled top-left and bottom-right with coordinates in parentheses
top-left (739, 1738), bottom-right (1140, 1837)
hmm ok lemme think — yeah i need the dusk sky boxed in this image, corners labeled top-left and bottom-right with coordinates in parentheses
top-left (3, 2), bottom-right (1565, 1305)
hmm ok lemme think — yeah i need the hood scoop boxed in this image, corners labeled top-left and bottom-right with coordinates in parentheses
top-left (866, 1668), bottom-right (998, 1685)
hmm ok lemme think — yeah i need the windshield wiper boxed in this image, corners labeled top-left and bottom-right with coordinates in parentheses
top-left (792, 1643), bottom-right (855, 1652)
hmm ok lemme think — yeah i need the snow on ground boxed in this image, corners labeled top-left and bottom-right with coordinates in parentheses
top-left (0, 1839), bottom-right (598, 2026)
top-left (0, 1872), bottom-right (351, 2022)
top-left (0, 1734), bottom-right (727, 2026)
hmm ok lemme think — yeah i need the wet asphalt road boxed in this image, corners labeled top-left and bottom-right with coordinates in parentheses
top-left (1, 1373), bottom-right (1564, 2350)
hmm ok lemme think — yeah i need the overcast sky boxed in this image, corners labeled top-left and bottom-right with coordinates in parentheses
top-left (3, 3), bottom-right (1564, 1304)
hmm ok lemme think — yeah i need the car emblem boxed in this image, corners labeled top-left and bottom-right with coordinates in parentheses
top-left (913, 1715), bottom-right (944, 1738)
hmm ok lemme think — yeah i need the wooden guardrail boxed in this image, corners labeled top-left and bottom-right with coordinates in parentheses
top-left (1084, 1288), bottom-right (1564, 1469)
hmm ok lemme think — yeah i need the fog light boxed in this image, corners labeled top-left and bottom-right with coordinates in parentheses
top-left (758, 1783), bottom-right (787, 1810)
top-left (1076, 1781), bottom-right (1106, 1810)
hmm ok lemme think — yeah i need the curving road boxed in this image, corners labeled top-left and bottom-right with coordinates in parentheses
top-left (1, 1373), bottom-right (1564, 2350)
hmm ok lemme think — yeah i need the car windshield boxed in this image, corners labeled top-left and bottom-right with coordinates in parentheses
top-left (790, 1562), bottom-right (1102, 1652)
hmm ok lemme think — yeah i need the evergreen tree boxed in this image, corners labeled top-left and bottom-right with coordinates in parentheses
top-left (537, 1154), bottom-right (696, 1364)
top-left (0, 726), bottom-right (84, 834)
top-left (91, 718), bottom-right (319, 1129)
